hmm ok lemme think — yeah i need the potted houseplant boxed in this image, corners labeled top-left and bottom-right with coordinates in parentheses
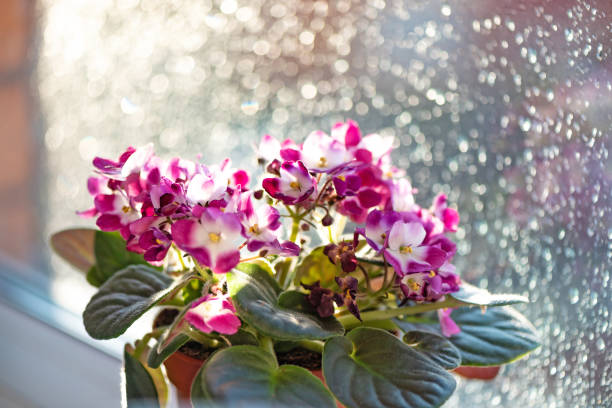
top-left (51, 120), bottom-right (539, 408)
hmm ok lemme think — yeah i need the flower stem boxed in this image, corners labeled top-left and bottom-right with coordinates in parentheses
top-left (133, 328), bottom-right (165, 360)
top-left (172, 243), bottom-right (187, 270)
top-left (260, 336), bottom-right (277, 366)
top-left (356, 256), bottom-right (386, 267)
top-left (337, 297), bottom-right (461, 329)
top-left (289, 218), bottom-right (300, 243)
top-left (297, 339), bottom-right (324, 354)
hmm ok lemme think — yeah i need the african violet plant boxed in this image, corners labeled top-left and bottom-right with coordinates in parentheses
top-left (51, 120), bottom-right (539, 408)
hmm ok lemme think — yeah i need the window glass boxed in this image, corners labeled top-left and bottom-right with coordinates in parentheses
top-left (37, 1), bottom-right (610, 405)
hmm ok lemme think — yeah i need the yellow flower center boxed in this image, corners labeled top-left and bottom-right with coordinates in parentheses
top-left (121, 206), bottom-right (131, 213)
top-left (400, 245), bottom-right (413, 254)
top-left (429, 270), bottom-right (436, 277)
top-left (404, 278), bottom-right (420, 291)
top-left (208, 232), bottom-right (221, 243)
top-left (249, 224), bottom-right (260, 234)
top-left (319, 157), bottom-right (327, 166)
top-left (289, 181), bottom-right (301, 190)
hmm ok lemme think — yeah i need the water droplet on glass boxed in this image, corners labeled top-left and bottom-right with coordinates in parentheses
top-left (569, 288), bottom-right (579, 305)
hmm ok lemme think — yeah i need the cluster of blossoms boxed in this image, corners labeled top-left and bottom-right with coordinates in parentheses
top-left (81, 120), bottom-right (462, 336)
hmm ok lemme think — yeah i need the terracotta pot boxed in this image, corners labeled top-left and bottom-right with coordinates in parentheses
top-left (163, 349), bottom-right (204, 401)
top-left (310, 370), bottom-right (344, 408)
top-left (453, 365), bottom-right (501, 380)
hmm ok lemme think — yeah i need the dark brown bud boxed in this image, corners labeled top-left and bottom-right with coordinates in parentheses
top-left (322, 214), bottom-right (334, 226)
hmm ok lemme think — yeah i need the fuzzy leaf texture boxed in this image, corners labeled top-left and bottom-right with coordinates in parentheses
top-left (83, 265), bottom-right (174, 339)
top-left (323, 327), bottom-right (456, 408)
top-left (396, 306), bottom-right (541, 366)
top-left (227, 263), bottom-right (344, 340)
top-left (191, 345), bottom-right (336, 407)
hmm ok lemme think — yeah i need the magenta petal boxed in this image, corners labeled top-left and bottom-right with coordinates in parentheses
top-left (442, 208), bottom-right (460, 232)
top-left (190, 247), bottom-right (213, 268)
top-left (92, 157), bottom-right (121, 174)
top-left (129, 216), bottom-right (158, 236)
top-left (94, 194), bottom-right (117, 213)
top-left (171, 219), bottom-right (196, 247)
top-left (354, 148), bottom-right (373, 163)
top-left (344, 120), bottom-right (361, 147)
top-left (427, 235), bottom-right (457, 257)
top-left (279, 241), bottom-right (301, 256)
top-left (246, 240), bottom-right (266, 252)
top-left (419, 246), bottom-right (447, 270)
top-left (77, 207), bottom-right (98, 218)
top-left (262, 178), bottom-right (281, 197)
top-left (333, 177), bottom-right (347, 196)
top-left (357, 188), bottom-right (382, 208)
top-left (96, 214), bottom-right (122, 231)
top-left (213, 251), bottom-right (240, 273)
top-left (144, 246), bottom-right (169, 262)
top-left (232, 170), bottom-right (250, 188)
top-left (185, 311), bottom-right (213, 333)
top-left (438, 308), bottom-right (460, 337)
top-left (206, 312), bottom-right (241, 335)
top-left (280, 148), bottom-right (301, 161)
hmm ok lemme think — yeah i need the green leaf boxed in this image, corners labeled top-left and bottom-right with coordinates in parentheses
top-left (227, 266), bottom-right (344, 340)
top-left (293, 246), bottom-right (338, 287)
top-left (191, 345), bottom-right (336, 407)
top-left (83, 265), bottom-right (174, 339)
top-left (277, 290), bottom-right (318, 313)
top-left (446, 307), bottom-right (540, 366)
top-left (225, 329), bottom-right (259, 346)
top-left (449, 282), bottom-right (529, 307)
top-left (396, 306), bottom-right (541, 366)
top-left (147, 334), bottom-right (190, 369)
top-left (403, 331), bottom-right (462, 370)
top-left (323, 327), bottom-right (456, 408)
top-left (89, 231), bottom-right (155, 287)
top-left (236, 261), bottom-right (281, 293)
top-left (123, 346), bottom-right (160, 407)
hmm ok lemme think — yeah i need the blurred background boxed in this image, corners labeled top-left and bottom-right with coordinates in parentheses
top-left (0, 0), bottom-right (610, 406)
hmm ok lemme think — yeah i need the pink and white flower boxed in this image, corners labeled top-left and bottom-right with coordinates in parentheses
top-left (185, 295), bottom-right (241, 335)
top-left (431, 193), bottom-right (460, 233)
top-left (262, 161), bottom-right (316, 204)
top-left (362, 210), bottom-right (402, 251)
top-left (256, 134), bottom-right (282, 163)
top-left (93, 192), bottom-right (141, 239)
top-left (186, 165), bottom-right (231, 207)
top-left (384, 220), bottom-right (446, 275)
top-left (301, 130), bottom-right (349, 172)
top-left (331, 119), bottom-right (361, 149)
top-left (171, 207), bottom-right (243, 273)
top-left (92, 144), bottom-right (154, 180)
top-left (238, 194), bottom-right (300, 256)
top-left (390, 178), bottom-right (416, 212)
